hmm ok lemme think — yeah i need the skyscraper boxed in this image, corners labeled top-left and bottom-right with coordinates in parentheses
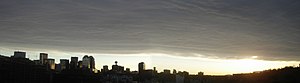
top-left (70, 57), bottom-right (78, 69)
top-left (82, 55), bottom-right (91, 68)
top-left (89, 56), bottom-right (95, 70)
top-left (81, 55), bottom-right (96, 71)
top-left (45, 59), bottom-right (55, 70)
top-left (138, 62), bottom-right (145, 73)
top-left (39, 53), bottom-right (48, 64)
top-left (13, 51), bottom-right (26, 58)
top-left (60, 59), bottom-right (69, 70)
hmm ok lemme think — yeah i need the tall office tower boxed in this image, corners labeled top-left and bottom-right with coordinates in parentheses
top-left (82, 55), bottom-right (91, 68)
top-left (138, 62), bottom-right (145, 73)
top-left (60, 59), bottom-right (69, 70)
top-left (70, 57), bottom-right (78, 69)
top-left (13, 51), bottom-right (26, 58)
top-left (45, 59), bottom-right (55, 70)
top-left (89, 56), bottom-right (95, 70)
top-left (39, 53), bottom-right (48, 64)
top-left (103, 65), bottom-right (109, 72)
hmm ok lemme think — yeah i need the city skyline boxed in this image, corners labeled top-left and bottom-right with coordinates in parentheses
top-left (1, 51), bottom-right (195, 75)
top-left (1, 50), bottom-right (299, 75)
top-left (1, 0), bottom-right (300, 75)
top-left (2, 51), bottom-right (299, 83)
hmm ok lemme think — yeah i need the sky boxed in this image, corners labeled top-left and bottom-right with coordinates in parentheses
top-left (0, 0), bottom-right (300, 75)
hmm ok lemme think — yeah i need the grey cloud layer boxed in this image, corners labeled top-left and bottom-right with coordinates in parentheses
top-left (0, 0), bottom-right (300, 61)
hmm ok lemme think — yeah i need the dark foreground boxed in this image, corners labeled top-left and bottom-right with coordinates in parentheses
top-left (1, 55), bottom-right (300, 83)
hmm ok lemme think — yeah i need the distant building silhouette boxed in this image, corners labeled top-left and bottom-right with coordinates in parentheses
top-left (40, 53), bottom-right (48, 64)
top-left (89, 56), bottom-right (96, 71)
top-left (82, 55), bottom-right (91, 68)
top-left (102, 65), bottom-right (109, 73)
top-left (45, 59), bottom-right (55, 70)
top-left (60, 59), bottom-right (69, 70)
top-left (112, 61), bottom-right (125, 73)
top-left (82, 55), bottom-right (96, 72)
top-left (138, 62), bottom-right (145, 73)
top-left (126, 68), bottom-right (130, 73)
top-left (173, 69), bottom-right (177, 74)
top-left (164, 69), bottom-right (171, 74)
top-left (13, 51), bottom-right (26, 58)
top-left (198, 72), bottom-right (204, 76)
top-left (70, 57), bottom-right (78, 69)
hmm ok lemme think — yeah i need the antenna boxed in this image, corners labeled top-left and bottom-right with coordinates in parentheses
top-left (115, 61), bottom-right (118, 65)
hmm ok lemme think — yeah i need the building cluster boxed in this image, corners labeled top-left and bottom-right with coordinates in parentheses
top-left (3, 51), bottom-right (206, 83)
top-left (12, 51), bottom-right (97, 73)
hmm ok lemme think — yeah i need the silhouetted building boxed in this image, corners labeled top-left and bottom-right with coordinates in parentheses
top-left (40, 53), bottom-right (48, 64)
top-left (70, 57), bottom-right (78, 69)
top-left (89, 56), bottom-right (95, 70)
top-left (120, 66), bottom-right (124, 72)
top-left (60, 59), bottom-right (69, 70)
top-left (164, 69), bottom-right (171, 74)
top-left (112, 65), bottom-right (118, 71)
top-left (173, 69), bottom-right (177, 74)
top-left (198, 72), bottom-right (204, 76)
top-left (102, 65), bottom-right (109, 73)
top-left (178, 71), bottom-right (189, 77)
top-left (138, 62), bottom-right (145, 73)
top-left (82, 55), bottom-right (91, 68)
top-left (112, 61), bottom-right (124, 73)
top-left (45, 59), bottom-right (55, 70)
top-left (126, 68), bottom-right (130, 73)
top-left (13, 51), bottom-right (26, 58)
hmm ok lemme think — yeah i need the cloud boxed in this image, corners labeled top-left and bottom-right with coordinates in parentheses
top-left (0, 0), bottom-right (300, 61)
